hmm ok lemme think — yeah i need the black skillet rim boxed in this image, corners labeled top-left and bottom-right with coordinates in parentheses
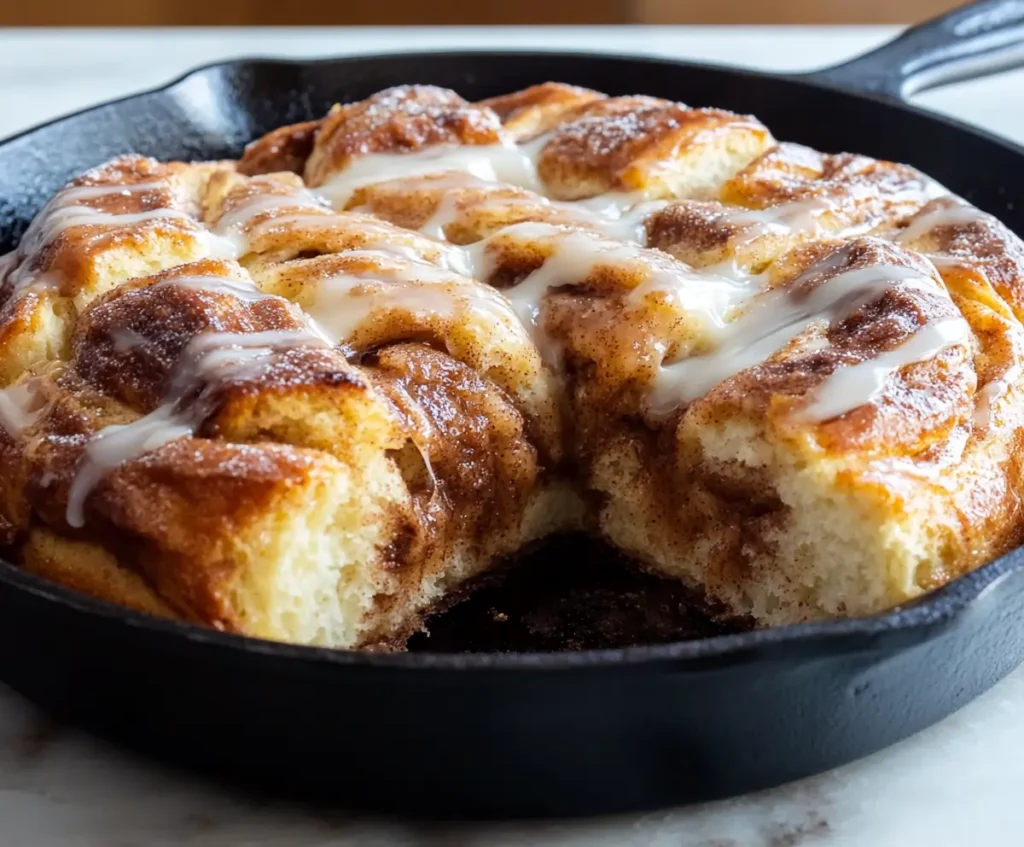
top-left (2, 47), bottom-right (1022, 671)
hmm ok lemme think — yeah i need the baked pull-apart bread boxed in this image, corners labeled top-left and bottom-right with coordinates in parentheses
top-left (2, 82), bottom-right (1023, 647)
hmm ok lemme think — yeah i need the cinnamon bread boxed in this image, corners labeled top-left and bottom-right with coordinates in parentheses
top-left (2, 82), bottom-right (1022, 647)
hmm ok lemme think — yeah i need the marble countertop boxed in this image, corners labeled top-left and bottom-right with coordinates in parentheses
top-left (2, 25), bottom-right (1024, 846)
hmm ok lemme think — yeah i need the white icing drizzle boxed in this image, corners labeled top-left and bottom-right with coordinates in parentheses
top-left (304, 250), bottom-right (517, 346)
top-left (151, 273), bottom-right (281, 303)
top-left (375, 172), bottom-right (503, 239)
top-left (4, 180), bottom-right (210, 297)
top-left (214, 188), bottom-right (327, 233)
top-left (212, 188), bottom-right (331, 258)
top-left (646, 263), bottom-right (953, 418)
top-left (471, 225), bottom-right (638, 361)
top-left (349, 170), bottom-right (496, 233)
top-left (927, 254), bottom-right (965, 271)
top-left (17, 182), bottom-right (180, 259)
top-left (412, 183), bottom-right (864, 276)
top-left (0, 378), bottom-right (46, 437)
top-left (468, 222), bottom-right (747, 365)
top-left (573, 195), bottom-right (669, 243)
top-left (626, 264), bottom-right (750, 327)
top-left (55, 183), bottom-right (168, 202)
top-left (110, 327), bottom-right (151, 352)
top-left (975, 364), bottom-right (1022, 428)
top-left (724, 198), bottom-right (834, 246)
top-left (408, 180), bottom-right (664, 246)
top-left (22, 208), bottom-right (192, 259)
top-left (328, 249), bottom-right (462, 284)
top-left (312, 280), bottom-right (476, 345)
top-left (65, 270), bottom-right (331, 527)
top-left (689, 200), bottom-right (843, 282)
top-left (251, 211), bottom-right (365, 233)
top-left (896, 204), bottom-right (991, 244)
top-left (922, 175), bottom-right (953, 201)
top-left (233, 209), bottom-right (473, 276)
top-left (418, 191), bottom-right (463, 240)
top-left (65, 328), bottom-right (325, 528)
top-left (479, 191), bottom-right (661, 243)
top-left (0, 251), bottom-right (17, 280)
top-left (803, 318), bottom-right (972, 421)
top-left (187, 330), bottom-right (325, 381)
top-left (318, 134), bottom-right (551, 208)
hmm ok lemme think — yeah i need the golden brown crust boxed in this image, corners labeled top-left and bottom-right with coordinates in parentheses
top-left (710, 239), bottom-right (972, 453)
top-left (897, 197), bottom-right (1024, 322)
top-left (721, 142), bottom-right (935, 227)
top-left (204, 169), bottom-right (461, 270)
top-left (478, 82), bottom-right (605, 139)
top-left (21, 528), bottom-right (182, 619)
top-left (0, 155), bottom-right (230, 387)
top-left (305, 86), bottom-right (506, 189)
top-left (535, 100), bottom-right (772, 200)
top-left (349, 174), bottom-right (609, 245)
top-left (72, 259), bottom-right (300, 409)
top-left (90, 438), bottom-right (336, 628)
top-left (2, 159), bottom-right (203, 304)
top-left (238, 120), bottom-right (321, 176)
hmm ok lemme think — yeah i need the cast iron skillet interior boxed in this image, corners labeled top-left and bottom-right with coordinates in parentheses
top-left (1, 0), bottom-right (1024, 819)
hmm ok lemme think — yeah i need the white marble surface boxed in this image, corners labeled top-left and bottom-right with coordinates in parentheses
top-left (1, 25), bottom-right (1024, 846)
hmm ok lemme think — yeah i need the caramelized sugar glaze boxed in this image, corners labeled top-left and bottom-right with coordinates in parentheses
top-left (2, 82), bottom-right (1024, 649)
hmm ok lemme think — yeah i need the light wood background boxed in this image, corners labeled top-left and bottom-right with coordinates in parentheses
top-left (638, 0), bottom-right (959, 23)
top-left (0, 0), bottom-right (961, 26)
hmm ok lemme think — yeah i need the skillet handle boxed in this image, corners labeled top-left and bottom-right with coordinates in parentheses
top-left (808, 0), bottom-right (1024, 99)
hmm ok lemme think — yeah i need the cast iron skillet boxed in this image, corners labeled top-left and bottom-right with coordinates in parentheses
top-left (1, 0), bottom-right (1024, 821)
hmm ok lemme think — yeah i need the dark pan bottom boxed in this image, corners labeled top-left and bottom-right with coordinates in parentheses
top-left (413, 535), bottom-right (748, 653)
